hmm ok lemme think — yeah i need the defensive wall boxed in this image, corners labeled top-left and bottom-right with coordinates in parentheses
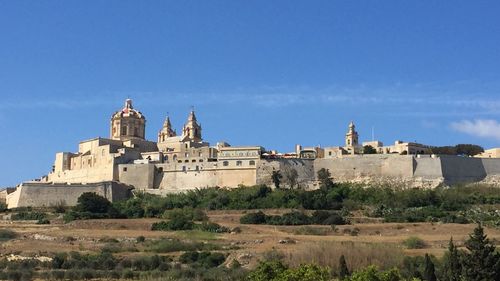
top-left (117, 155), bottom-right (500, 192)
top-left (6, 181), bottom-right (132, 208)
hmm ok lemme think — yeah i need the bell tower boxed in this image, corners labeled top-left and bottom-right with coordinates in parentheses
top-left (182, 109), bottom-right (202, 142)
top-left (345, 121), bottom-right (359, 148)
top-left (158, 115), bottom-right (176, 142)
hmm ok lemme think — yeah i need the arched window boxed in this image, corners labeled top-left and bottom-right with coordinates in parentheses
top-left (236, 160), bottom-right (242, 166)
top-left (173, 154), bottom-right (177, 161)
top-left (249, 160), bottom-right (255, 166)
top-left (223, 161), bottom-right (229, 166)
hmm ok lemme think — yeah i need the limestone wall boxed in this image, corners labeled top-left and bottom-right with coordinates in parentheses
top-left (257, 159), bottom-right (315, 189)
top-left (314, 155), bottom-right (414, 184)
top-left (439, 156), bottom-right (487, 184)
top-left (6, 182), bottom-right (131, 208)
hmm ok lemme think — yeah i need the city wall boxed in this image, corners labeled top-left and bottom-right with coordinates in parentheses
top-left (6, 181), bottom-right (131, 208)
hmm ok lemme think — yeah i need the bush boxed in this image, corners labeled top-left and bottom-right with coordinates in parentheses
top-left (145, 239), bottom-right (218, 253)
top-left (162, 208), bottom-right (208, 221)
top-left (36, 218), bottom-right (50, 224)
top-left (0, 229), bottom-right (17, 241)
top-left (75, 192), bottom-right (112, 213)
top-left (11, 211), bottom-right (47, 221)
top-left (136, 236), bottom-right (146, 243)
top-left (151, 216), bottom-right (195, 231)
top-left (179, 251), bottom-right (226, 268)
top-left (403, 236), bottom-right (426, 249)
top-left (198, 222), bottom-right (230, 233)
top-left (240, 211), bottom-right (267, 224)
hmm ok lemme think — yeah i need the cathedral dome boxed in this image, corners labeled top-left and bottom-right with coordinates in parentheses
top-left (111, 99), bottom-right (145, 120)
top-left (110, 99), bottom-right (146, 141)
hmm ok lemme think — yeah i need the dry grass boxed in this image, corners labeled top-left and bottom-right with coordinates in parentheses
top-left (285, 240), bottom-right (404, 272)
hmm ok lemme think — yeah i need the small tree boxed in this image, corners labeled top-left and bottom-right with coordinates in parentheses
top-left (283, 167), bottom-right (299, 189)
top-left (75, 192), bottom-right (111, 213)
top-left (441, 238), bottom-right (462, 281)
top-left (271, 170), bottom-right (283, 189)
top-left (339, 254), bottom-right (350, 280)
top-left (317, 168), bottom-right (334, 190)
top-left (462, 224), bottom-right (500, 281)
top-left (423, 254), bottom-right (436, 281)
top-left (363, 145), bottom-right (377, 154)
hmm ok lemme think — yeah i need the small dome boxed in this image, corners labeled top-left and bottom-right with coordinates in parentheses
top-left (111, 99), bottom-right (145, 120)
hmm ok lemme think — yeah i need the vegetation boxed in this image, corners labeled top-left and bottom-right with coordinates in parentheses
top-left (431, 144), bottom-right (484, 156)
top-left (11, 211), bottom-right (47, 221)
top-left (402, 237), bottom-right (426, 249)
top-left (240, 210), bottom-right (347, 226)
top-left (0, 229), bottom-right (17, 241)
top-left (363, 145), bottom-right (377, 154)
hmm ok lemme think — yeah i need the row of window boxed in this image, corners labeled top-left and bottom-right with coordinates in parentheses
top-left (222, 160), bottom-right (255, 166)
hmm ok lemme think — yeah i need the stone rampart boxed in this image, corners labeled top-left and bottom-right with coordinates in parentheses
top-left (6, 181), bottom-right (131, 209)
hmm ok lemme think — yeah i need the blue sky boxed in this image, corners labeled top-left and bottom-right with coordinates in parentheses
top-left (1, 1), bottom-right (500, 187)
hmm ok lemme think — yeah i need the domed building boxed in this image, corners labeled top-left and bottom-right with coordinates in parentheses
top-left (110, 99), bottom-right (146, 141)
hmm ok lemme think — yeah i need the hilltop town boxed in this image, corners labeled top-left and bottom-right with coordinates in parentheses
top-left (2, 99), bottom-right (500, 209)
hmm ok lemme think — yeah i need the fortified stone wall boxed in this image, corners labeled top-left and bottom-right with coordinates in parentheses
top-left (257, 159), bottom-right (315, 189)
top-left (314, 155), bottom-right (415, 186)
top-left (6, 182), bottom-right (131, 208)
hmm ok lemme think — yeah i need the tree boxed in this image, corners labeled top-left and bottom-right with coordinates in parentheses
top-left (283, 167), bottom-right (299, 189)
top-left (455, 144), bottom-right (484, 156)
top-left (317, 168), bottom-right (334, 190)
top-left (462, 224), bottom-right (500, 281)
top-left (75, 192), bottom-right (111, 213)
top-left (423, 254), bottom-right (436, 281)
top-left (339, 254), bottom-right (350, 280)
top-left (363, 145), bottom-right (377, 154)
top-left (441, 238), bottom-right (462, 281)
top-left (271, 170), bottom-right (283, 189)
top-left (247, 260), bottom-right (287, 281)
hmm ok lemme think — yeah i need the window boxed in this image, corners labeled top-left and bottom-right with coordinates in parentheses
top-left (173, 154), bottom-right (177, 161)
top-left (158, 167), bottom-right (163, 173)
top-left (199, 159), bottom-right (204, 162)
top-left (249, 160), bottom-right (255, 166)
top-left (223, 161), bottom-right (229, 166)
top-left (198, 152), bottom-right (202, 157)
top-left (192, 159), bottom-right (196, 162)
top-left (123, 167), bottom-right (128, 172)
top-left (122, 126), bottom-right (127, 135)
top-left (236, 160), bottom-right (242, 166)
top-left (185, 160), bottom-right (189, 163)
top-left (185, 153), bottom-right (189, 157)
top-left (195, 166), bottom-right (199, 171)
top-left (182, 166), bottom-right (186, 172)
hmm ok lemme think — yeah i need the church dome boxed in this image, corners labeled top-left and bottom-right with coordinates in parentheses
top-left (111, 99), bottom-right (145, 120)
top-left (110, 99), bottom-right (146, 141)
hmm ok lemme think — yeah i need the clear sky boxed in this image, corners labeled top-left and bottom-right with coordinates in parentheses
top-left (1, 1), bottom-right (500, 187)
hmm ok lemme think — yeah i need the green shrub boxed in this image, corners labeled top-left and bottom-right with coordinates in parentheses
top-left (240, 211), bottom-right (267, 224)
top-left (198, 221), bottom-right (230, 233)
top-left (151, 216), bottom-right (195, 231)
top-left (0, 229), bottom-right (17, 241)
top-left (145, 239), bottom-right (218, 253)
top-left (403, 236), bottom-right (426, 249)
top-left (37, 218), bottom-right (50, 224)
top-left (75, 192), bottom-right (112, 213)
top-left (162, 208), bottom-right (208, 221)
top-left (11, 211), bottom-right (47, 221)
top-left (179, 251), bottom-right (226, 268)
top-left (136, 236), bottom-right (146, 243)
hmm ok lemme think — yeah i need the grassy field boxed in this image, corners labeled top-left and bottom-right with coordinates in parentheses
top-left (1, 209), bottom-right (499, 272)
